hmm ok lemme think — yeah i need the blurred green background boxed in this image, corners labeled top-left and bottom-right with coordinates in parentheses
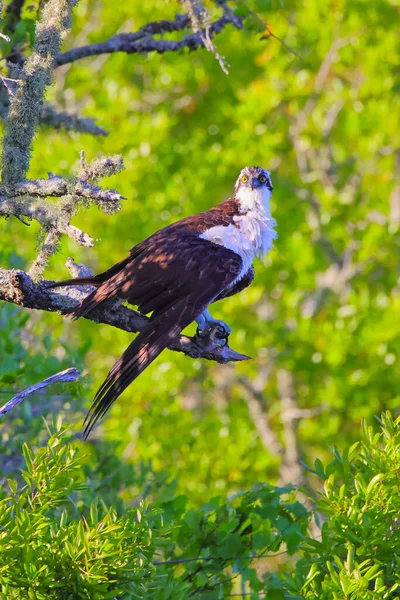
top-left (1, 0), bottom-right (399, 507)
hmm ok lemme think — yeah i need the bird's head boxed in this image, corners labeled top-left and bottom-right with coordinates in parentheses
top-left (234, 166), bottom-right (273, 212)
top-left (235, 166), bottom-right (273, 193)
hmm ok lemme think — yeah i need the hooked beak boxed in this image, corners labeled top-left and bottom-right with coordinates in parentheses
top-left (251, 177), bottom-right (259, 190)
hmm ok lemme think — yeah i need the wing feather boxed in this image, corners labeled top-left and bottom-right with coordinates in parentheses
top-left (83, 241), bottom-right (243, 436)
top-left (47, 244), bottom-right (146, 319)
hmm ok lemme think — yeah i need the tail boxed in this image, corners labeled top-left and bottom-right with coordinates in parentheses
top-left (46, 251), bottom-right (134, 292)
top-left (47, 248), bottom-right (144, 320)
top-left (47, 274), bottom-right (123, 320)
top-left (47, 275), bottom-right (103, 289)
top-left (83, 297), bottom-right (194, 437)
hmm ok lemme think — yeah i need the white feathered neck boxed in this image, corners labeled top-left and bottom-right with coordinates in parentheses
top-left (234, 185), bottom-right (277, 258)
top-left (200, 186), bottom-right (277, 284)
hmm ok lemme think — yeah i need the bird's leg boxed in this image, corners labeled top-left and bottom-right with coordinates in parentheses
top-left (195, 308), bottom-right (232, 347)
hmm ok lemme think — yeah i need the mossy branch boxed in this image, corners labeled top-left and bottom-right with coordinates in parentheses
top-left (39, 104), bottom-right (108, 136)
top-left (1, 0), bottom-right (75, 186)
top-left (0, 153), bottom-right (126, 280)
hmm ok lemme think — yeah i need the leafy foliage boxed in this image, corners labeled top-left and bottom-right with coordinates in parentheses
top-left (0, 422), bottom-right (309, 598)
top-left (0, 0), bottom-right (399, 597)
top-left (277, 412), bottom-right (400, 600)
top-left (0, 423), bottom-right (158, 599)
top-left (2, 416), bottom-right (400, 598)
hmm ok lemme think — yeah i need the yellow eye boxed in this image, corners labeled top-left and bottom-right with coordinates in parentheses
top-left (259, 176), bottom-right (266, 183)
top-left (241, 175), bottom-right (248, 183)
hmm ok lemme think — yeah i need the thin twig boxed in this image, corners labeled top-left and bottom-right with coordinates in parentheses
top-left (153, 546), bottom-right (295, 566)
top-left (28, 230), bottom-right (62, 280)
top-left (187, 520), bottom-right (304, 596)
top-left (0, 73), bottom-right (21, 94)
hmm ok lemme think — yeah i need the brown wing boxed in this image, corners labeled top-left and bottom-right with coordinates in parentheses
top-left (47, 243), bottom-right (148, 319)
top-left (83, 236), bottom-right (243, 437)
top-left (214, 266), bottom-right (254, 302)
top-left (49, 197), bottom-right (242, 319)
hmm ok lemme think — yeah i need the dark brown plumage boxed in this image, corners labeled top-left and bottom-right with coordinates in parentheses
top-left (49, 197), bottom-right (253, 437)
top-left (49, 165), bottom-right (277, 437)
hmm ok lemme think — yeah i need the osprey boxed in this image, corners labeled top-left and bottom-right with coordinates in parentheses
top-left (50, 166), bottom-right (277, 436)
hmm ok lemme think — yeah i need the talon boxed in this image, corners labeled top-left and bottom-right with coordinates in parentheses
top-left (196, 326), bottom-right (207, 338)
top-left (210, 323), bottom-right (226, 340)
top-left (209, 323), bottom-right (230, 346)
top-left (214, 335), bottom-right (228, 348)
top-left (195, 309), bottom-right (231, 345)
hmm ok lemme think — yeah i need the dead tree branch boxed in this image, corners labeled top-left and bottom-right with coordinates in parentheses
top-left (180, 0), bottom-right (231, 73)
top-left (11, 174), bottom-right (125, 203)
top-left (39, 104), bottom-right (108, 136)
top-left (0, 153), bottom-right (125, 280)
top-left (55, 12), bottom-right (241, 67)
top-left (0, 100), bottom-right (108, 136)
top-left (0, 267), bottom-right (250, 365)
top-left (0, 368), bottom-right (80, 417)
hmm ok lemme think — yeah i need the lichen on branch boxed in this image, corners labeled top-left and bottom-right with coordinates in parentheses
top-left (1, 0), bottom-right (75, 186)
top-left (0, 157), bottom-right (126, 280)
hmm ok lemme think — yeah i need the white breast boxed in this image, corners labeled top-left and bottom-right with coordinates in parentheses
top-left (200, 187), bottom-right (277, 284)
